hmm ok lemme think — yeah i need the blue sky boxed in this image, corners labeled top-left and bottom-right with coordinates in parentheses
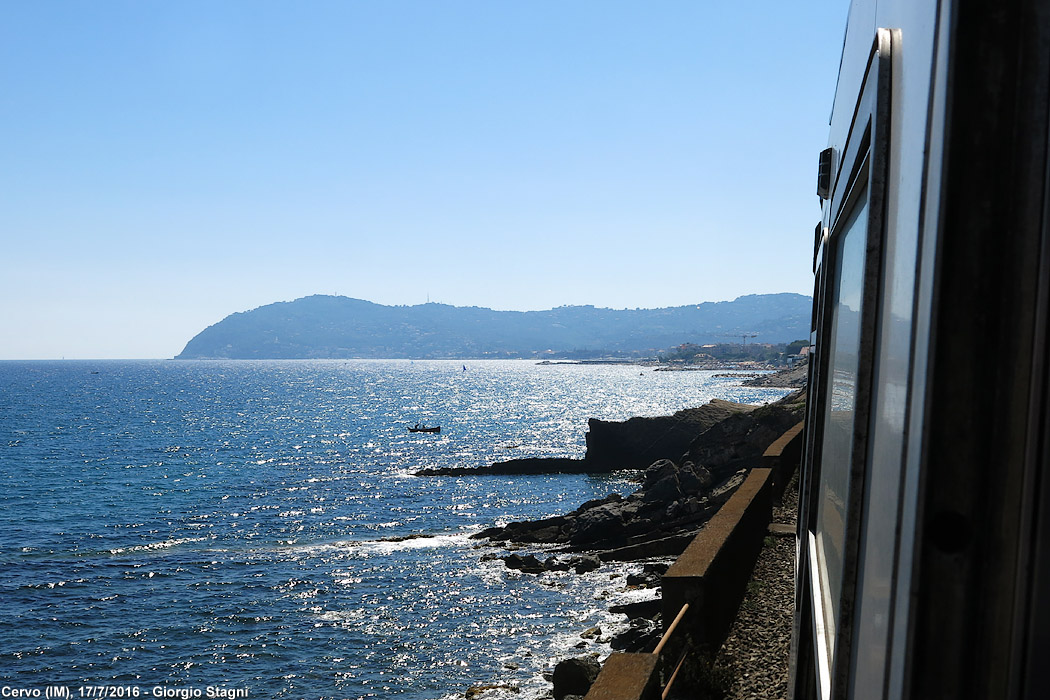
top-left (1, 1), bottom-right (847, 359)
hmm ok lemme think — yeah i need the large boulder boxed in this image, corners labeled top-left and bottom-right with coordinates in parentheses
top-left (638, 459), bottom-right (713, 504)
top-left (678, 461), bottom-right (713, 493)
top-left (473, 513), bottom-right (571, 544)
top-left (503, 553), bottom-right (546, 574)
top-left (571, 554), bottom-right (601, 574)
top-left (570, 502), bottom-right (627, 545)
top-left (552, 655), bottom-right (602, 700)
top-left (640, 459), bottom-right (684, 503)
top-left (610, 617), bottom-right (661, 653)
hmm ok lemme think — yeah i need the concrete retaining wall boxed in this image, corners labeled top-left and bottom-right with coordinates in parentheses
top-left (762, 420), bottom-right (804, 504)
top-left (661, 467), bottom-right (774, 654)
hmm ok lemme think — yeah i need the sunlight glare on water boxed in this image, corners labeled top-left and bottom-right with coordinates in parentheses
top-left (0, 359), bottom-right (789, 699)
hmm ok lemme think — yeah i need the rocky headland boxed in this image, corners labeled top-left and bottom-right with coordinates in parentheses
top-left (414, 398), bottom-right (760, 478)
top-left (583, 399), bottom-right (756, 471)
top-left (470, 390), bottom-right (805, 555)
top-left (175, 293), bottom-right (812, 360)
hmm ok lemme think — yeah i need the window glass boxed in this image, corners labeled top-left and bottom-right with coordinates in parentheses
top-left (815, 187), bottom-right (869, 666)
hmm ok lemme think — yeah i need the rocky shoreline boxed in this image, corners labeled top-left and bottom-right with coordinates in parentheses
top-left (454, 385), bottom-right (806, 699)
top-left (741, 358), bottom-right (807, 388)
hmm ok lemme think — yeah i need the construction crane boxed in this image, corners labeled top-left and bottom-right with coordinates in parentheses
top-left (721, 333), bottom-right (759, 346)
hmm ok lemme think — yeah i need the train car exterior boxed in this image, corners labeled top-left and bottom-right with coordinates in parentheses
top-left (792, 1), bottom-right (1049, 699)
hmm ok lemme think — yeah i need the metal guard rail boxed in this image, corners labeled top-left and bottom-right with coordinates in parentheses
top-left (653, 603), bottom-right (690, 700)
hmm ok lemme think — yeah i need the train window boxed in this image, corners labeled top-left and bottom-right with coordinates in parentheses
top-left (814, 180), bottom-right (869, 667)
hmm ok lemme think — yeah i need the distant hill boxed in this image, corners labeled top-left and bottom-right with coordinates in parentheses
top-left (174, 294), bottom-right (812, 360)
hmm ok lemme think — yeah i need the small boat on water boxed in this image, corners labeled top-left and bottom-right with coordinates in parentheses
top-left (408, 424), bottom-right (441, 434)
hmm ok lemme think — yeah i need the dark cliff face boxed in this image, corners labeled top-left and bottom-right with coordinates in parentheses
top-left (583, 399), bottom-right (757, 470)
top-left (174, 293), bottom-right (812, 359)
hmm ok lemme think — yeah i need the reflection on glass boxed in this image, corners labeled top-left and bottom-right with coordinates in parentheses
top-left (816, 188), bottom-right (868, 667)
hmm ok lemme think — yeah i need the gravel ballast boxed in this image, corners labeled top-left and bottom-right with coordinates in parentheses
top-left (714, 481), bottom-right (798, 699)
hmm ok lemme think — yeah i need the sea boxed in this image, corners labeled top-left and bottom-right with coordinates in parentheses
top-left (0, 359), bottom-right (791, 700)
